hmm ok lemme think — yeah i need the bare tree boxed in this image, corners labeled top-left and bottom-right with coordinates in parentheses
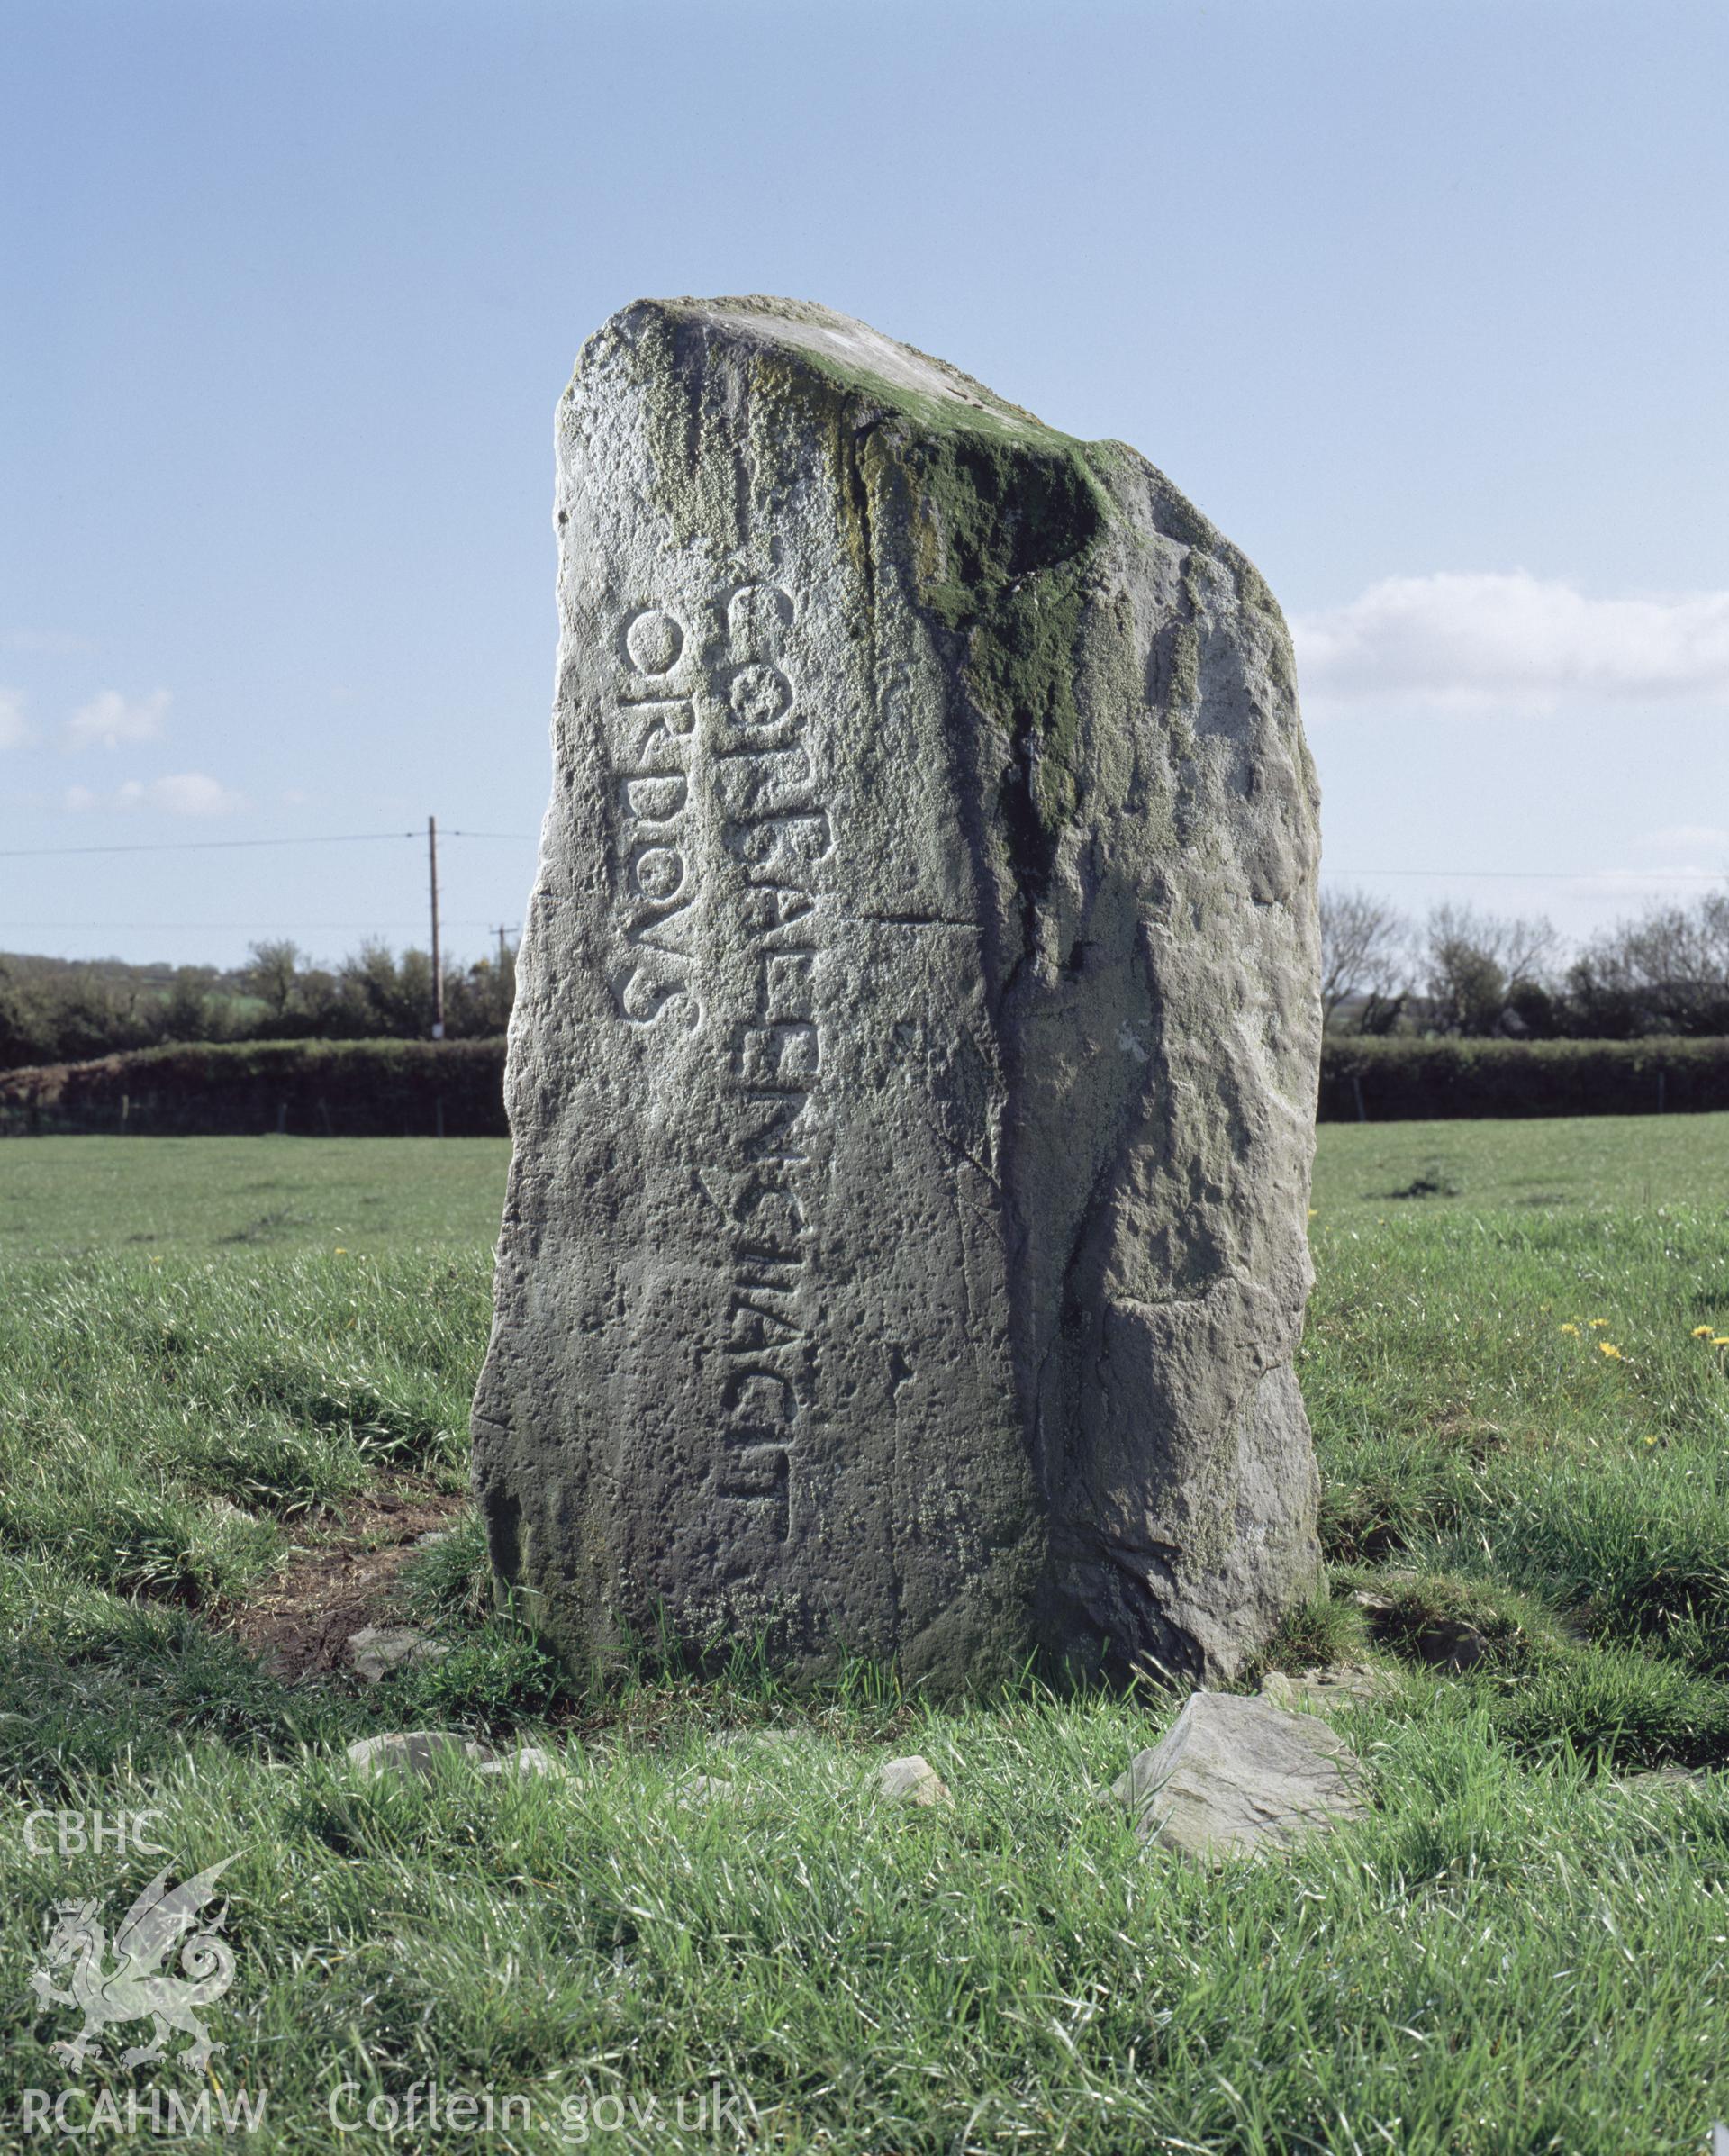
top-left (1422, 903), bottom-right (1561, 1036)
top-left (1496, 911), bottom-right (1563, 994)
top-left (244, 938), bottom-right (303, 1024)
top-left (1319, 887), bottom-right (1411, 1031)
top-left (1569, 889), bottom-right (1729, 1035)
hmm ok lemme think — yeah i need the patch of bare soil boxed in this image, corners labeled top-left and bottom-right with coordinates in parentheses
top-left (226, 1482), bottom-right (470, 1683)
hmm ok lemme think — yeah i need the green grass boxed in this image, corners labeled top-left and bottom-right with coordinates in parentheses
top-left (0, 1134), bottom-right (511, 1257)
top-left (1312, 1109), bottom-right (1729, 1215)
top-left (5, 1110), bottom-right (1724, 1261)
top-left (2, 1121), bottom-right (1729, 2150)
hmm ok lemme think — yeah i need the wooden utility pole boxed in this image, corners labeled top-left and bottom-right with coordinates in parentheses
top-left (428, 814), bottom-right (445, 1040)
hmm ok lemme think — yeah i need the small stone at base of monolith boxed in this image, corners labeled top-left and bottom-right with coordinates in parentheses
top-left (1112, 1691), bottom-right (1365, 1862)
top-left (346, 1626), bottom-right (449, 1683)
top-left (1614, 1765), bottom-right (1699, 1796)
top-left (678, 1775), bottom-right (738, 1806)
top-left (1259, 1662), bottom-right (1392, 1711)
top-left (476, 1745), bottom-right (566, 1780)
top-left (874, 1755), bottom-right (950, 1807)
top-left (345, 1731), bottom-right (494, 1780)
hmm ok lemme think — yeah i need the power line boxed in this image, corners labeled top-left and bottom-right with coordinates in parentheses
top-left (0, 919), bottom-right (508, 932)
top-left (1324, 867), bottom-right (1724, 883)
top-left (3, 825), bottom-right (1711, 879)
top-left (0, 830), bottom-right (418, 860)
top-left (0, 829), bottom-right (539, 861)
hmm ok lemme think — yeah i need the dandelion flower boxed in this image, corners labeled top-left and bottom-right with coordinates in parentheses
top-left (1692, 1326), bottom-right (1714, 1338)
top-left (1714, 1336), bottom-right (1729, 1349)
top-left (1559, 1323), bottom-right (1579, 1336)
top-left (1598, 1342), bottom-right (1624, 1359)
top-left (1589, 1318), bottom-right (1611, 1329)
top-left (334, 1246), bottom-right (348, 1255)
top-left (1645, 1435), bottom-right (1660, 1445)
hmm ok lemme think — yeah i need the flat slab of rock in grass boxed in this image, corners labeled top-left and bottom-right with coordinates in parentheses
top-left (346, 1731), bottom-right (494, 1780)
top-left (1615, 1765), bottom-right (1701, 1796)
top-left (346, 1625), bottom-right (449, 1682)
top-left (678, 1774), bottom-right (738, 1806)
top-left (874, 1755), bottom-right (951, 1807)
top-left (474, 294), bottom-right (1323, 1693)
top-left (1113, 1690), bottom-right (1365, 1862)
top-left (477, 1744), bottom-right (566, 1780)
top-left (1260, 1662), bottom-right (1392, 1711)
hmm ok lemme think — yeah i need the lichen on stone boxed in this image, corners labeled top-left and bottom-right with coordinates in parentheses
top-left (476, 294), bottom-right (1324, 1698)
top-left (751, 331), bottom-right (1113, 902)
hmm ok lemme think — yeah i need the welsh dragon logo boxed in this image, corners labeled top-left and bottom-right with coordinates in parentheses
top-left (30, 1857), bottom-right (237, 2073)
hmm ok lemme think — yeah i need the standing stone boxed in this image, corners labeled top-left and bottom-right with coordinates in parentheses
top-left (473, 296), bottom-right (1322, 1695)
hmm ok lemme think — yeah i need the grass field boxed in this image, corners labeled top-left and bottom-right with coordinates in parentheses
top-left (2, 1119), bottom-right (1728, 2151)
top-left (0, 1135), bottom-right (511, 1257)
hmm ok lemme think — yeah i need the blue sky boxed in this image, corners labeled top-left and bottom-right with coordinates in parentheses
top-left (4, 0), bottom-right (1725, 970)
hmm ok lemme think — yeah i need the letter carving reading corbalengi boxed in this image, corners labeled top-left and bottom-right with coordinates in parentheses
top-left (474, 296), bottom-right (1324, 1694)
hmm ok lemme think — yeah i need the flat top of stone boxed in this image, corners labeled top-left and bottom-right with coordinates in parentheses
top-left (621, 294), bottom-right (1056, 439)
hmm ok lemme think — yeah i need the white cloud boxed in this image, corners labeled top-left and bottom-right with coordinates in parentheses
top-left (0, 687), bottom-right (30, 749)
top-left (129, 772), bottom-right (246, 817)
top-left (64, 771), bottom-right (247, 817)
top-left (67, 687), bottom-right (171, 748)
top-left (1292, 572), bottom-right (1729, 713)
top-left (4, 630), bottom-right (92, 656)
top-left (1639, 823), bottom-right (1729, 854)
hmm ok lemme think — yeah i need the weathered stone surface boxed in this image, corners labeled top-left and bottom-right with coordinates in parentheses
top-left (1112, 1691), bottom-right (1365, 1862)
top-left (345, 1731), bottom-right (494, 1780)
top-left (474, 296), bottom-right (1322, 1694)
top-left (346, 1625), bottom-right (449, 1682)
top-left (678, 1774), bottom-right (738, 1806)
top-left (874, 1755), bottom-right (951, 1807)
top-left (1613, 1764), bottom-right (1701, 1795)
top-left (1259, 1661), bottom-right (1393, 1710)
top-left (475, 1744), bottom-right (566, 1780)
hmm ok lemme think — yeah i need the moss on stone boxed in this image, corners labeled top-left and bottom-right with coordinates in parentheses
top-left (752, 332), bottom-right (1112, 910)
top-left (895, 423), bottom-right (1104, 912)
top-left (593, 305), bottom-right (747, 554)
top-left (605, 300), bottom-right (1144, 914)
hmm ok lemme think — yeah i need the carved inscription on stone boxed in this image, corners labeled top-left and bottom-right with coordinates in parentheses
top-left (610, 605), bottom-right (699, 1028)
top-left (477, 295), bottom-right (1325, 1697)
top-left (602, 581), bottom-right (834, 1562)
